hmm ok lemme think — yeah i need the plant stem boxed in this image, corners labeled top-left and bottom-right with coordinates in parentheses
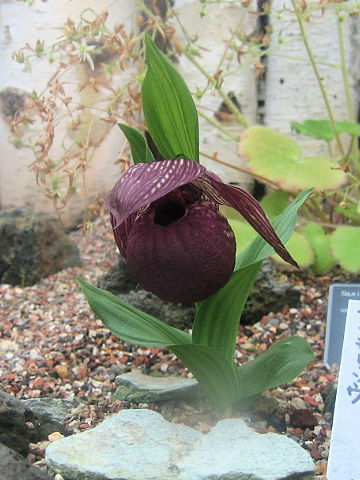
top-left (338, 14), bottom-right (359, 166)
top-left (200, 151), bottom-right (281, 187)
top-left (292, 0), bottom-right (345, 158)
top-left (197, 110), bottom-right (240, 141)
top-left (309, 197), bottom-right (329, 223)
top-left (181, 48), bottom-right (249, 128)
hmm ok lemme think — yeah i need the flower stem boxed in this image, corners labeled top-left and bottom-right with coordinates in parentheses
top-left (291, 0), bottom-right (345, 158)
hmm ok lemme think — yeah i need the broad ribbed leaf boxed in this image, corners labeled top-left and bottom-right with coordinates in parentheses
top-left (235, 189), bottom-right (312, 270)
top-left (193, 262), bottom-right (262, 363)
top-left (235, 336), bottom-right (314, 398)
top-left (142, 35), bottom-right (199, 162)
top-left (170, 344), bottom-right (241, 410)
top-left (118, 124), bottom-right (155, 164)
top-left (75, 277), bottom-right (191, 347)
top-left (106, 159), bottom-right (205, 227)
top-left (172, 336), bottom-right (313, 410)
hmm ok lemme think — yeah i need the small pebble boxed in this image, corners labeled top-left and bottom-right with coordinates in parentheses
top-left (48, 432), bottom-right (64, 442)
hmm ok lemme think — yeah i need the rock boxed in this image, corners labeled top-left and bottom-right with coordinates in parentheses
top-left (113, 370), bottom-right (201, 403)
top-left (241, 259), bottom-right (301, 324)
top-left (118, 289), bottom-right (196, 330)
top-left (46, 409), bottom-right (202, 480)
top-left (23, 398), bottom-right (83, 439)
top-left (98, 258), bottom-right (300, 330)
top-left (0, 442), bottom-right (50, 480)
top-left (46, 409), bottom-right (315, 480)
top-left (289, 409), bottom-right (319, 429)
top-left (0, 391), bottom-right (38, 455)
top-left (177, 417), bottom-right (315, 480)
top-left (0, 206), bottom-right (81, 286)
top-left (0, 391), bottom-right (82, 457)
top-left (0, 339), bottom-right (19, 358)
top-left (97, 256), bottom-right (137, 293)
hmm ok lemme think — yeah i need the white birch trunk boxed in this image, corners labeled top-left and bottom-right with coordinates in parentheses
top-left (264, 0), bottom-right (355, 157)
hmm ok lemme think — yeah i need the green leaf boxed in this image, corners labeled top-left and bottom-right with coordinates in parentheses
top-left (75, 277), bottom-right (191, 347)
top-left (330, 226), bottom-right (360, 273)
top-left (238, 126), bottom-right (346, 192)
top-left (118, 124), bottom-right (155, 164)
top-left (227, 219), bottom-right (256, 255)
top-left (291, 120), bottom-right (334, 141)
top-left (272, 231), bottom-right (314, 269)
top-left (142, 34), bottom-right (199, 162)
top-left (172, 336), bottom-right (314, 410)
top-left (300, 223), bottom-right (336, 274)
top-left (192, 191), bottom-right (310, 363)
top-left (260, 191), bottom-right (290, 219)
top-left (235, 189), bottom-right (312, 270)
top-left (170, 344), bottom-right (241, 410)
top-left (193, 262), bottom-right (262, 363)
top-left (235, 336), bottom-right (314, 399)
top-left (291, 119), bottom-right (360, 141)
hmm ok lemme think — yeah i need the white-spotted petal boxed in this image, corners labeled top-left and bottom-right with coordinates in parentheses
top-left (106, 159), bottom-right (205, 227)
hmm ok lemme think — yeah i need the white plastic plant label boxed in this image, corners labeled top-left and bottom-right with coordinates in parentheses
top-left (327, 299), bottom-right (360, 480)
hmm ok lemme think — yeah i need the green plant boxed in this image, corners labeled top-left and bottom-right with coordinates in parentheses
top-left (76, 36), bottom-right (313, 411)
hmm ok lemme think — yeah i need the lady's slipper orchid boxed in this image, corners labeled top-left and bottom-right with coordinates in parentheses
top-left (107, 158), bottom-right (297, 303)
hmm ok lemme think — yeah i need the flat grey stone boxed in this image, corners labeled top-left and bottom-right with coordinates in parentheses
top-left (23, 398), bottom-right (83, 438)
top-left (46, 409), bottom-right (202, 480)
top-left (45, 409), bottom-right (315, 480)
top-left (177, 418), bottom-right (315, 480)
top-left (113, 370), bottom-right (200, 403)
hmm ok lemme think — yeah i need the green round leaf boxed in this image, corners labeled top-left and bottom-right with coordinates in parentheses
top-left (273, 231), bottom-right (314, 268)
top-left (260, 191), bottom-right (290, 219)
top-left (238, 126), bottom-right (346, 192)
top-left (330, 226), bottom-right (360, 273)
top-left (300, 223), bottom-right (335, 274)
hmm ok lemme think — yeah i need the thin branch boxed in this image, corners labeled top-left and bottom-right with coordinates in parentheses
top-left (291, 0), bottom-right (345, 158)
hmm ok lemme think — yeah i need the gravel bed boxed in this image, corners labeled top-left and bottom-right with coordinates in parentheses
top-left (0, 219), bottom-right (346, 479)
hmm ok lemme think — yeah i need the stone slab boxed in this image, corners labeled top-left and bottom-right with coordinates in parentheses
top-left (113, 370), bottom-right (200, 403)
top-left (46, 408), bottom-right (315, 480)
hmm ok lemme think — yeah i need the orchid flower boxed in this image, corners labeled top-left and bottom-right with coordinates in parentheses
top-left (106, 158), bottom-right (297, 303)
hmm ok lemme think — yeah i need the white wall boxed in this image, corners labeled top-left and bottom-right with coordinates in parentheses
top-left (0, 0), bottom-right (358, 225)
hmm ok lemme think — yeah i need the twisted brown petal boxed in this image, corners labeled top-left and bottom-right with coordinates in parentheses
top-left (194, 171), bottom-right (298, 268)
